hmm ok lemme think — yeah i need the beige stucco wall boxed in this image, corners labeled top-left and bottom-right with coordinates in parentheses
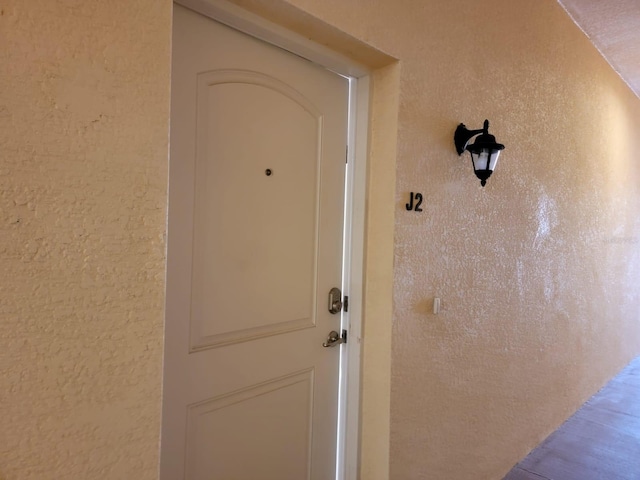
top-left (232, 0), bottom-right (640, 478)
top-left (2, 0), bottom-right (640, 479)
top-left (0, 1), bottom-right (171, 479)
top-left (276, 0), bottom-right (640, 478)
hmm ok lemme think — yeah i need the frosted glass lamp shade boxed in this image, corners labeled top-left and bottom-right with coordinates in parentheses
top-left (470, 148), bottom-right (501, 186)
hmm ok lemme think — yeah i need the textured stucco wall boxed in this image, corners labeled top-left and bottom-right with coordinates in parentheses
top-left (0, 1), bottom-right (171, 479)
top-left (3, 1), bottom-right (640, 480)
top-left (232, 0), bottom-right (640, 478)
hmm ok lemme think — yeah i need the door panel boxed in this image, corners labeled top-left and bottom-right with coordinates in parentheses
top-left (186, 370), bottom-right (313, 480)
top-left (191, 71), bottom-right (321, 350)
top-left (162, 5), bottom-right (349, 480)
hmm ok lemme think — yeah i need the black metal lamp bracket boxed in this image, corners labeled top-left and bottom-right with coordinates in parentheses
top-left (454, 119), bottom-right (489, 155)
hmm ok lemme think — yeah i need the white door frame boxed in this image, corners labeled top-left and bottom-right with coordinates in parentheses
top-left (171, 1), bottom-right (370, 479)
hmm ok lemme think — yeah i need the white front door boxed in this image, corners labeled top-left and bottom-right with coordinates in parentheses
top-left (161, 4), bottom-right (349, 479)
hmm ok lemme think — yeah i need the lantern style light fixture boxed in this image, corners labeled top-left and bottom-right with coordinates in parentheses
top-left (454, 119), bottom-right (505, 187)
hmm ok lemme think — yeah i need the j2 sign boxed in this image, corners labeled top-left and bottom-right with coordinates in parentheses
top-left (406, 192), bottom-right (423, 212)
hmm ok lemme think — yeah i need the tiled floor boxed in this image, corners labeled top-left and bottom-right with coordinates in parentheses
top-left (503, 356), bottom-right (640, 480)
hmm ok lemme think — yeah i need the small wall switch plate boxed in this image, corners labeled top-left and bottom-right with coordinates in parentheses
top-left (433, 297), bottom-right (441, 315)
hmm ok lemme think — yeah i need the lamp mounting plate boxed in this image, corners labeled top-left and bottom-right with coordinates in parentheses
top-left (454, 123), bottom-right (484, 155)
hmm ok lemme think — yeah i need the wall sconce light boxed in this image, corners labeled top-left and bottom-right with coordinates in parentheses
top-left (454, 119), bottom-right (505, 187)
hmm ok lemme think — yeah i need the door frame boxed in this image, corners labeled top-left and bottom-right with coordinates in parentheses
top-left (171, 1), bottom-right (370, 479)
